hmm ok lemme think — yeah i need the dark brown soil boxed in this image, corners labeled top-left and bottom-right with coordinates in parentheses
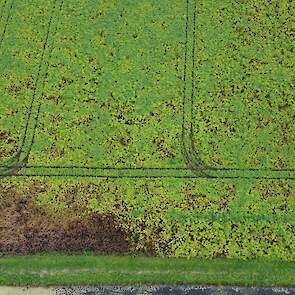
top-left (0, 180), bottom-right (130, 254)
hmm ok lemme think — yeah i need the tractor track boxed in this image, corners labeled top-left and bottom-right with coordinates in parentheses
top-left (0, 0), bottom-right (294, 180)
top-left (0, 0), bottom-right (13, 48)
top-left (0, 0), bottom-right (64, 179)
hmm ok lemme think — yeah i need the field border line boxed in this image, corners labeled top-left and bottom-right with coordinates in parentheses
top-left (0, 166), bottom-right (294, 179)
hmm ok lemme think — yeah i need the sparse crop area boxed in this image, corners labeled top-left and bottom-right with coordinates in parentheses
top-left (0, 0), bottom-right (294, 287)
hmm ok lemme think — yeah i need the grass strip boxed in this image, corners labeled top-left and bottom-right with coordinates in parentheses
top-left (0, 254), bottom-right (294, 287)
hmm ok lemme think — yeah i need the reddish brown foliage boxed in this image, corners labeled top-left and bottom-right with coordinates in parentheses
top-left (0, 181), bottom-right (129, 254)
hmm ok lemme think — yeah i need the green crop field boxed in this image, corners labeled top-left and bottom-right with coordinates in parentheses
top-left (0, 0), bottom-right (294, 286)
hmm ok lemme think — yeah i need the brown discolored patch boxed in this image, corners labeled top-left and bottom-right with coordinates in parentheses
top-left (0, 130), bottom-right (10, 140)
top-left (0, 130), bottom-right (17, 145)
top-left (152, 137), bottom-right (176, 159)
top-left (18, 214), bottom-right (129, 254)
top-left (45, 94), bottom-right (61, 105)
top-left (0, 130), bottom-right (18, 159)
top-left (6, 77), bottom-right (35, 97)
top-left (0, 180), bottom-right (130, 254)
top-left (6, 84), bottom-right (22, 96)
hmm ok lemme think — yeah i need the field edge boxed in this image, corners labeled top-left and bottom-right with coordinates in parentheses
top-left (0, 255), bottom-right (294, 287)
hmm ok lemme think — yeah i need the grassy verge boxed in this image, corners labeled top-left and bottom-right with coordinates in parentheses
top-left (0, 254), bottom-right (294, 287)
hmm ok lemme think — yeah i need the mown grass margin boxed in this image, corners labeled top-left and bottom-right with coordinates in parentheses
top-left (0, 254), bottom-right (294, 287)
